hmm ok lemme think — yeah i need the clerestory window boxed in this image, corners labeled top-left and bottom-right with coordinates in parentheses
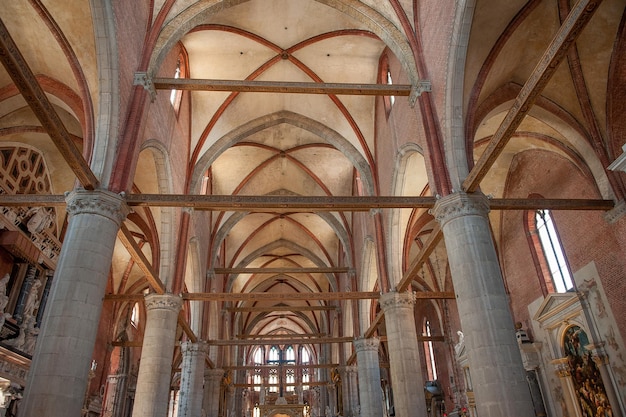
top-left (535, 209), bottom-right (574, 293)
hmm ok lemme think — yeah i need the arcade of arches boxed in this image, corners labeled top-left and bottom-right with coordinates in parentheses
top-left (0, 1), bottom-right (625, 417)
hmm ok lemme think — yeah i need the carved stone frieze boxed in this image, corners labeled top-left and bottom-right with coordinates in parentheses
top-left (379, 291), bottom-right (415, 311)
top-left (431, 192), bottom-right (490, 226)
top-left (65, 189), bottom-right (129, 225)
top-left (181, 340), bottom-right (209, 355)
top-left (144, 293), bottom-right (183, 312)
top-left (353, 337), bottom-right (380, 353)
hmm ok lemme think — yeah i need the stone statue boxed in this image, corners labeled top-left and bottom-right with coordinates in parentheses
top-left (23, 279), bottom-right (42, 319)
top-left (26, 207), bottom-right (53, 234)
top-left (0, 273), bottom-right (11, 329)
top-left (454, 331), bottom-right (465, 356)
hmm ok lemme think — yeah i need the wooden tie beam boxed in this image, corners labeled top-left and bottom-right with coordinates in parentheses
top-left (214, 267), bottom-right (351, 274)
top-left (0, 194), bottom-right (613, 212)
top-left (152, 77), bottom-right (413, 96)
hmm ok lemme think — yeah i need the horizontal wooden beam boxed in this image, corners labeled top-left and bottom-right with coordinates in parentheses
top-left (208, 337), bottom-right (354, 345)
top-left (214, 267), bottom-right (351, 274)
top-left (228, 305), bottom-right (336, 312)
top-left (224, 364), bottom-right (338, 370)
top-left (235, 333), bottom-right (327, 339)
top-left (233, 381), bottom-right (329, 388)
top-left (152, 77), bottom-right (414, 96)
top-left (0, 194), bottom-right (613, 212)
top-left (104, 291), bottom-right (454, 302)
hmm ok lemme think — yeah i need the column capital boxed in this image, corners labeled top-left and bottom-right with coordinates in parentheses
top-left (431, 192), bottom-right (490, 226)
top-left (379, 290), bottom-right (415, 311)
top-left (340, 365), bottom-right (358, 375)
top-left (551, 358), bottom-right (571, 378)
top-left (181, 340), bottom-right (209, 355)
top-left (205, 367), bottom-right (225, 380)
top-left (65, 189), bottom-right (129, 225)
top-left (353, 337), bottom-right (380, 353)
top-left (144, 293), bottom-right (183, 312)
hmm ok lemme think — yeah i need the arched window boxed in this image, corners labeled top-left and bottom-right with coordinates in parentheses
top-left (284, 346), bottom-right (295, 393)
top-left (169, 60), bottom-right (181, 106)
top-left (251, 347), bottom-right (263, 391)
top-left (386, 68), bottom-right (395, 107)
top-left (268, 346), bottom-right (280, 392)
top-left (535, 209), bottom-right (574, 293)
top-left (423, 320), bottom-right (437, 381)
top-left (300, 347), bottom-right (311, 390)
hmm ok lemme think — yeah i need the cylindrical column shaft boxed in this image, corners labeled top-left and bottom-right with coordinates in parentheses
top-left (132, 293), bottom-right (183, 417)
top-left (340, 365), bottom-right (358, 417)
top-left (380, 291), bottom-right (427, 417)
top-left (354, 337), bottom-right (383, 417)
top-left (178, 341), bottom-right (209, 417)
top-left (433, 192), bottom-right (535, 416)
top-left (203, 368), bottom-right (224, 417)
top-left (21, 189), bottom-right (128, 417)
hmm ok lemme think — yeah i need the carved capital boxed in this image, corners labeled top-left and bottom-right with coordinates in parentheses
top-left (379, 291), bottom-right (415, 311)
top-left (65, 189), bottom-right (129, 225)
top-left (551, 358), bottom-right (571, 378)
top-left (181, 340), bottom-right (209, 355)
top-left (144, 293), bottom-right (183, 312)
top-left (205, 368), bottom-right (225, 381)
top-left (431, 192), bottom-right (490, 227)
top-left (353, 337), bottom-right (380, 353)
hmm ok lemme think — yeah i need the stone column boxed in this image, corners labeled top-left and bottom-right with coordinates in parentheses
top-left (354, 338), bottom-right (383, 417)
top-left (132, 293), bottom-right (183, 417)
top-left (339, 365), bottom-right (358, 417)
top-left (588, 344), bottom-right (624, 417)
top-left (21, 189), bottom-right (128, 417)
top-left (203, 368), bottom-right (224, 417)
top-left (432, 192), bottom-right (535, 417)
top-left (380, 291), bottom-right (427, 417)
top-left (178, 341), bottom-right (209, 417)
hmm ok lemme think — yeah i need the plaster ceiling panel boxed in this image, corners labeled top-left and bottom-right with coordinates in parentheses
top-left (287, 147), bottom-right (354, 196)
top-left (463, 0), bottom-right (528, 102)
top-left (184, 30), bottom-right (278, 80)
top-left (246, 123), bottom-right (329, 149)
top-left (290, 37), bottom-right (384, 84)
top-left (226, 221), bottom-right (331, 269)
top-left (198, 92), bottom-right (366, 160)
top-left (211, 145), bottom-right (276, 195)
top-left (573, 0), bottom-right (624, 139)
top-left (2, 2), bottom-right (82, 94)
top-left (209, 0), bottom-right (370, 48)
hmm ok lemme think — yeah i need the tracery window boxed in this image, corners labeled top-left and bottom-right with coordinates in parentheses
top-left (535, 209), bottom-right (574, 293)
top-left (301, 347), bottom-right (310, 390)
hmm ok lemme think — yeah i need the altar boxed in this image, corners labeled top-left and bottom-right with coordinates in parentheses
top-left (257, 403), bottom-right (309, 417)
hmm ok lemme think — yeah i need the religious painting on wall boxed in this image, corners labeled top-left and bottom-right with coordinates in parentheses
top-left (563, 325), bottom-right (614, 417)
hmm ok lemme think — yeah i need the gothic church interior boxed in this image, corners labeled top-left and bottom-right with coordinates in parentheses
top-left (0, 1), bottom-right (625, 417)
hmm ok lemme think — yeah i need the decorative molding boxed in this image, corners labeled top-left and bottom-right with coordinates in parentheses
top-left (353, 337), bottom-right (380, 353)
top-left (144, 293), bottom-right (183, 312)
top-left (379, 291), bottom-right (416, 311)
top-left (431, 192), bottom-right (490, 226)
top-left (65, 189), bottom-right (129, 225)
top-left (180, 340), bottom-right (209, 355)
